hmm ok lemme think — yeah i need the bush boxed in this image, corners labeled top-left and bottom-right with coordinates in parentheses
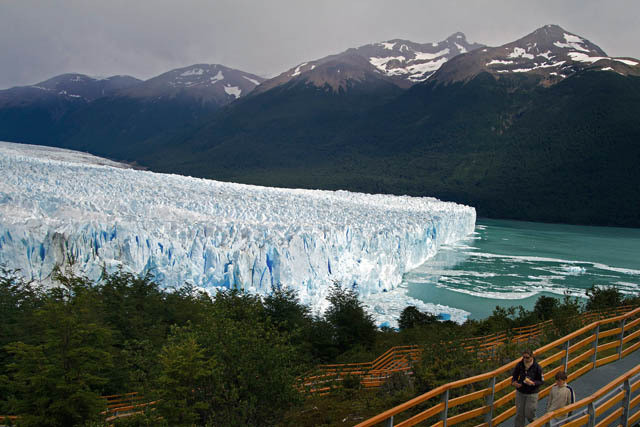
top-left (533, 295), bottom-right (559, 320)
top-left (586, 285), bottom-right (623, 311)
top-left (379, 371), bottom-right (414, 396)
top-left (324, 283), bottom-right (377, 353)
top-left (398, 306), bottom-right (438, 330)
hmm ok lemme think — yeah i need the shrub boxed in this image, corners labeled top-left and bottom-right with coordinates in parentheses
top-left (585, 285), bottom-right (623, 311)
top-left (398, 306), bottom-right (438, 330)
top-left (324, 283), bottom-right (377, 353)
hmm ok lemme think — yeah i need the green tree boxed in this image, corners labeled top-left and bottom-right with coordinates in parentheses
top-left (324, 283), bottom-right (377, 353)
top-left (0, 268), bottom-right (44, 348)
top-left (98, 271), bottom-right (168, 346)
top-left (201, 291), bottom-right (302, 425)
top-left (153, 290), bottom-right (303, 426)
top-left (398, 306), bottom-right (438, 330)
top-left (533, 295), bottom-right (559, 320)
top-left (263, 287), bottom-right (311, 334)
top-left (0, 269), bottom-right (44, 414)
top-left (552, 292), bottom-right (583, 336)
top-left (4, 274), bottom-right (113, 426)
top-left (156, 326), bottom-right (217, 426)
top-left (585, 285), bottom-right (623, 311)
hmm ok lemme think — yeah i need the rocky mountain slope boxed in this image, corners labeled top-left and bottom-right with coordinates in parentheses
top-left (0, 64), bottom-right (264, 157)
top-left (119, 64), bottom-right (264, 104)
top-left (255, 32), bottom-right (483, 93)
top-left (433, 24), bottom-right (640, 85)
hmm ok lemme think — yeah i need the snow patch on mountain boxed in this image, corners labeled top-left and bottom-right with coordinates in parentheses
top-left (0, 141), bottom-right (476, 323)
top-left (537, 50), bottom-right (553, 60)
top-left (369, 56), bottom-right (407, 72)
top-left (181, 68), bottom-right (205, 77)
top-left (291, 62), bottom-right (308, 77)
top-left (454, 43), bottom-right (467, 53)
top-left (210, 70), bottom-right (224, 83)
top-left (568, 52), bottom-right (639, 66)
top-left (406, 58), bottom-right (448, 79)
top-left (508, 47), bottom-right (535, 59)
top-left (616, 58), bottom-right (639, 66)
top-left (413, 48), bottom-right (450, 61)
top-left (553, 33), bottom-right (590, 52)
top-left (223, 85), bottom-right (241, 98)
top-left (567, 52), bottom-right (607, 64)
top-left (243, 75), bottom-right (261, 85)
top-left (487, 59), bottom-right (514, 65)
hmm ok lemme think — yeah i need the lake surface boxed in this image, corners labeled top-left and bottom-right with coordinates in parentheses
top-left (404, 219), bottom-right (640, 320)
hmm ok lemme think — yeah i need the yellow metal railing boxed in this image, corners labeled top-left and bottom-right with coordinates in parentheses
top-left (299, 306), bottom-right (634, 394)
top-left (355, 306), bottom-right (640, 427)
top-left (529, 362), bottom-right (640, 427)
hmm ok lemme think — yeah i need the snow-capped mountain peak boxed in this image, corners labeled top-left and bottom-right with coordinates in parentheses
top-left (254, 34), bottom-right (484, 93)
top-left (168, 65), bottom-right (227, 88)
top-left (120, 64), bottom-right (265, 104)
top-left (364, 34), bottom-right (479, 83)
top-left (157, 64), bottom-right (262, 96)
top-left (433, 25), bottom-right (640, 84)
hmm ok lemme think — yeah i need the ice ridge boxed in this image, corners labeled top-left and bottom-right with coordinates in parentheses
top-left (0, 141), bottom-right (476, 316)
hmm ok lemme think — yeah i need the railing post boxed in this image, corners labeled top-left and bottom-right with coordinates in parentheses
top-left (587, 402), bottom-right (595, 427)
top-left (442, 388), bottom-right (450, 427)
top-left (484, 375), bottom-right (496, 427)
top-left (591, 324), bottom-right (600, 368)
top-left (563, 339), bottom-right (571, 373)
top-left (622, 378), bottom-right (631, 427)
top-left (383, 415), bottom-right (394, 427)
top-left (618, 317), bottom-right (627, 358)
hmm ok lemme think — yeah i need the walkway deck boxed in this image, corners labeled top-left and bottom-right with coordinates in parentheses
top-left (499, 347), bottom-right (640, 427)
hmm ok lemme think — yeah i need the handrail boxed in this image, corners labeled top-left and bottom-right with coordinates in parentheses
top-left (100, 392), bottom-right (157, 420)
top-left (355, 306), bottom-right (640, 427)
top-left (529, 363), bottom-right (640, 427)
top-left (300, 305), bottom-right (635, 393)
top-left (0, 393), bottom-right (155, 425)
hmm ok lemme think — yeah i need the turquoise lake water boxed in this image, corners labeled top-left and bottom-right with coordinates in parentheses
top-left (405, 219), bottom-right (640, 320)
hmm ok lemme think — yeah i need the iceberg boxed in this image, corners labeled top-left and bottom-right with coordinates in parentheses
top-left (0, 141), bottom-right (476, 319)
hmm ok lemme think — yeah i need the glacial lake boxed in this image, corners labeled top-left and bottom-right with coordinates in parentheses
top-left (404, 219), bottom-right (640, 320)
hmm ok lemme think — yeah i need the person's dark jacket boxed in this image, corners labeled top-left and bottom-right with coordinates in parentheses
top-left (511, 358), bottom-right (544, 394)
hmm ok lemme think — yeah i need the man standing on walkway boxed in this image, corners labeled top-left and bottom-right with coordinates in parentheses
top-left (512, 349), bottom-right (544, 427)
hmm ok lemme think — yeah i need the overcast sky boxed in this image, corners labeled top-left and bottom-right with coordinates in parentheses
top-left (1, 0), bottom-right (638, 89)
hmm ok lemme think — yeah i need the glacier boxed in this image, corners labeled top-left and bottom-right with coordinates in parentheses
top-left (0, 141), bottom-right (476, 323)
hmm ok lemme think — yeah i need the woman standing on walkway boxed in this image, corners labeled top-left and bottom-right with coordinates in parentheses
top-left (512, 349), bottom-right (544, 427)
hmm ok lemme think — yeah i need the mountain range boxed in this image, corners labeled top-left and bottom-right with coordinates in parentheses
top-left (1, 24), bottom-right (639, 227)
top-left (0, 64), bottom-right (264, 158)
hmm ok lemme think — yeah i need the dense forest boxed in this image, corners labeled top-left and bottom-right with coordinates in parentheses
top-left (1, 267), bottom-right (637, 426)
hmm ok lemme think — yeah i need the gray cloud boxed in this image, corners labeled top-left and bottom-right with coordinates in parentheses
top-left (1, 0), bottom-right (638, 89)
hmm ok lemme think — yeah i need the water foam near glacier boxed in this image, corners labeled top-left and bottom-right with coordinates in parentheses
top-left (0, 141), bottom-right (476, 324)
top-left (404, 218), bottom-right (640, 320)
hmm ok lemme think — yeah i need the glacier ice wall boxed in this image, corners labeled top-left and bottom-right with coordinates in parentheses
top-left (0, 141), bottom-right (476, 314)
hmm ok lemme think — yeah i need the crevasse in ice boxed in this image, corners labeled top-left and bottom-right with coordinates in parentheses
top-left (0, 141), bottom-right (476, 319)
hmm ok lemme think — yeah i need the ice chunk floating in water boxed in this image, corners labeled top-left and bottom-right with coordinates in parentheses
top-left (0, 141), bottom-right (476, 320)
